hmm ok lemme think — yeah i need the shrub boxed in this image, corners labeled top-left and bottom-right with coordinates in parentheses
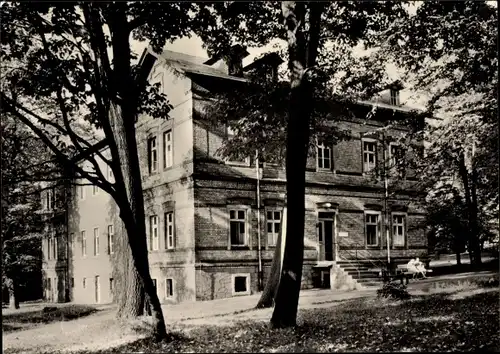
top-left (377, 282), bottom-right (411, 300)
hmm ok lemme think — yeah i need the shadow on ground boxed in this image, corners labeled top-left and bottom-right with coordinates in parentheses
top-left (76, 290), bottom-right (499, 353)
top-left (3, 305), bottom-right (99, 333)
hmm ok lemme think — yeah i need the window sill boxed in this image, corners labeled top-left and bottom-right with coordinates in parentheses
top-left (232, 290), bottom-right (251, 296)
top-left (316, 168), bottom-right (335, 173)
top-left (229, 245), bottom-right (250, 250)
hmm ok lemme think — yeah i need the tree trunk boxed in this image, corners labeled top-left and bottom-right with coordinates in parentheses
top-left (109, 101), bottom-right (167, 340)
top-left (271, 2), bottom-right (323, 328)
top-left (113, 221), bottom-right (144, 318)
top-left (84, 3), bottom-right (167, 340)
top-left (455, 251), bottom-right (461, 266)
top-left (458, 153), bottom-right (482, 266)
top-left (256, 207), bottom-right (287, 309)
top-left (6, 276), bottom-right (19, 309)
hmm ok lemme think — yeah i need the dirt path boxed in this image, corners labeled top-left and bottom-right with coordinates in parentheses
top-left (3, 271), bottom-right (496, 353)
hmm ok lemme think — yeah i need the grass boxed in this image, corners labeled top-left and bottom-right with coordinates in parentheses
top-left (3, 304), bottom-right (98, 333)
top-left (77, 289), bottom-right (499, 353)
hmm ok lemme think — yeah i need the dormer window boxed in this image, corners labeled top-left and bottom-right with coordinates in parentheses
top-left (390, 89), bottom-right (400, 106)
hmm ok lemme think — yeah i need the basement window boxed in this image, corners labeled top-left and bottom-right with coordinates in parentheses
top-left (232, 274), bottom-right (250, 296)
top-left (165, 278), bottom-right (174, 298)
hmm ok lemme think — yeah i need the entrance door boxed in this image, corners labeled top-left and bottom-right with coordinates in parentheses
top-left (95, 276), bottom-right (100, 304)
top-left (318, 212), bottom-right (336, 261)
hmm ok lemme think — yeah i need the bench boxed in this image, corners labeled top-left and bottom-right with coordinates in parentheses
top-left (369, 267), bottom-right (410, 285)
top-left (396, 264), bottom-right (433, 283)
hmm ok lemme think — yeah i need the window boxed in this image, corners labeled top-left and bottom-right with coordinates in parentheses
top-left (389, 144), bottom-right (405, 177)
top-left (107, 165), bottom-right (114, 182)
top-left (149, 216), bottom-right (159, 251)
top-left (392, 214), bottom-right (406, 247)
top-left (266, 210), bottom-right (281, 247)
top-left (109, 278), bottom-right (114, 291)
top-left (79, 184), bottom-right (85, 200)
top-left (93, 227), bottom-right (99, 256)
top-left (165, 212), bottom-right (175, 249)
top-left (53, 236), bottom-right (58, 260)
top-left (42, 189), bottom-right (53, 211)
top-left (163, 130), bottom-right (173, 169)
top-left (83, 278), bottom-right (86, 289)
top-left (47, 189), bottom-right (53, 210)
top-left (47, 278), bottom-right (51, 291)
top-left (47, 237), bottom-right (52, 260)
top-left (363, 141), bottom-right (377, 173)
top-left (317, 143), bottom-right (332, 170)
top-left (365, 213), bottom-right (380, 246)
top-left (390, 89), bottom-right (400, 106)
top-left (165, 278), bottom-right (174, 298)
top-left (152, 278), bottom-right (157, 292)
top-left (71, 278), bottom-right (74, 288)
top-left (232, 274), bottom-right (250, 295)
top-left (107, 225), bottom-right (114, 255)
top-left (92, 185), bottom-right (99, 195)
top-left (70, 233), bottom-right (75, 253)
top-left (229, 209), bottom-right (247, 246)
top-left (81, 230), bottom-right (87, 257)
top-left (225, 125), bottom-right (250, 166)
top-left (148, 137), bottom-right (158, 174)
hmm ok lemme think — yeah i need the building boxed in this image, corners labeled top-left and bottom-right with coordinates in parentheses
top-left (41, 46), bottom-right (428, 304)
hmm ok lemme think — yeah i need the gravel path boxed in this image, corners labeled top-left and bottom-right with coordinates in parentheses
top-left (2, 308), bottom-right (149, 354)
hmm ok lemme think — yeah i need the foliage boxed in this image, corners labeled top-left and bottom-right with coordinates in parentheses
top-left (0, 2), bottom-right (236, 335)
top-left (0, 114), bottom-right (60, 302)
top-left (201, 2), bottom-right (412, 164)
top-left (84, 291), bottom-right (498, 353)
top-left (379, 1), bottom-right (498, 262)
top-left (377, 281), bottom-right (411, 300)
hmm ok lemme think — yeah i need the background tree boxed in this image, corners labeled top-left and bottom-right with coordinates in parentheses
top-left (0, 2), bottom-right (225, 339)
top-left (1, 115), bottom-right (60, 308)
top-left (379, 0), bottom-right (498, 265)
top-left (199, 1), bottom-right (410, 325)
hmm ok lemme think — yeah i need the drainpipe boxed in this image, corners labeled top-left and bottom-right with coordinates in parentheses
top-left (255, 150), bottom-right (263, 291)
top-left (383, 133), bottom-right (391, 269)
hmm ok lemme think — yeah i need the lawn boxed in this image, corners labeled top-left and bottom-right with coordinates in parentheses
top-left (3, 304), bottom-right (98, 333)
top-left (82, 287), bottom-right (499, 353)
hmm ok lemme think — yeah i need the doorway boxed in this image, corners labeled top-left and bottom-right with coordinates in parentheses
top-left (318, 211), bottom-right (336, 261)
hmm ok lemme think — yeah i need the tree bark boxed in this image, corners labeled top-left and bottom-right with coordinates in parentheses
top-left (6, 276), bottom-right (19, 309)
top-left (114, 221), bottom-right (144, 318)
top-left (271, 2), bottom-right (323, 328)
top-left (83, 4), bottom-right (167, 340)
top-left (256, 207), bottom-right (287, 309)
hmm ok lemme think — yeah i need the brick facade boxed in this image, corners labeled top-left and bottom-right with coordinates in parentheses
top-left (41, 50), bottom-right (427, 304)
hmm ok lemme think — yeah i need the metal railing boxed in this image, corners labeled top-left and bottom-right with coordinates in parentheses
top-left (336, 239), bottom-right (388, 277)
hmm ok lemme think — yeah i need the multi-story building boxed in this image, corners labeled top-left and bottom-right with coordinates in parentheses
top-left (41, 46), bottom-right (427, 304)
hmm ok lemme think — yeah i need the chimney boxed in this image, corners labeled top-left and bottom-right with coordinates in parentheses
top-left (243, 52), bottom-right (283, 82)
top-left (204, 44), bottom-right (250, 77)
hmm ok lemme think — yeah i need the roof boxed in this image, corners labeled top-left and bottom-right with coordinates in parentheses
top-left (144, 48), bottom-right (423, 113)
top-left (147, 48), bottom-right (248, 83)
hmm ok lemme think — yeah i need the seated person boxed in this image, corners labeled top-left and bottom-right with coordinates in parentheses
top-left (414, 257), bottom-right (428, 279)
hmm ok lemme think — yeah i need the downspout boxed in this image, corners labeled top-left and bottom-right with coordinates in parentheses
top-left (64, 168), bottom-right (70, 302)
top-left (383, 132), bottom-right (391, 268)
top-left (255, 150), bottom-right (263, 291)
